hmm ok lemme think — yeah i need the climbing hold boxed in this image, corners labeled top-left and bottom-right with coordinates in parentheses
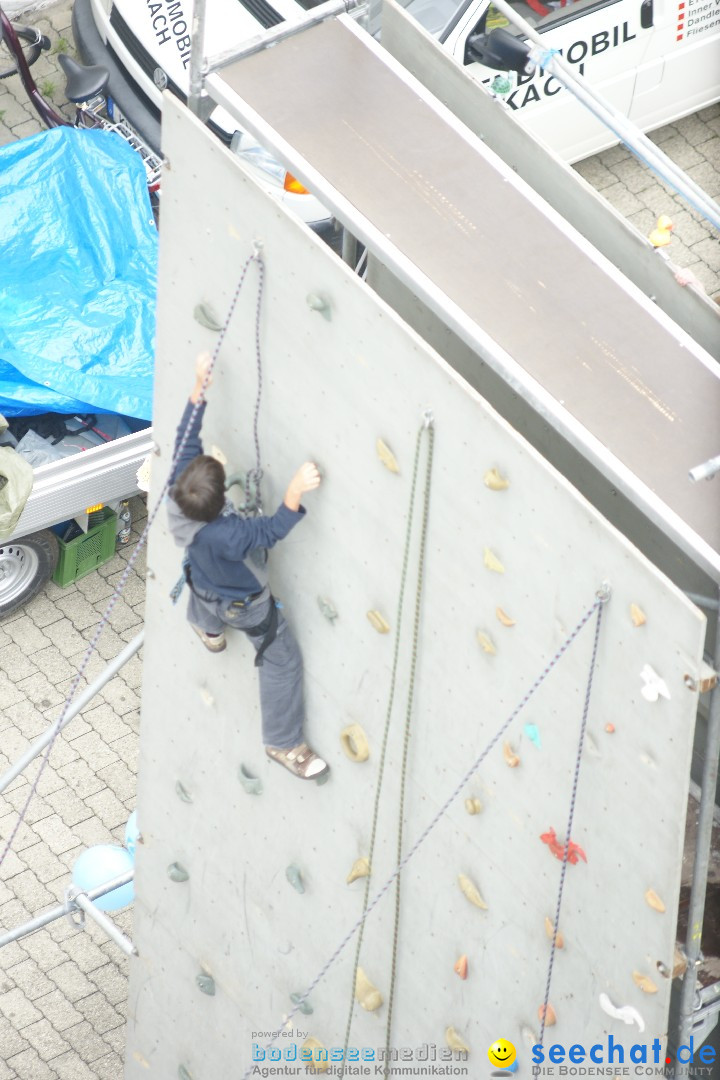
top-left (464, 798), bottom-right (483, 815)
top-left (196, 973), bottom-right (216, 996)
top-left (317, 597), bottom-right (338, 622)
top-left (306, 293), bottom-right (332, 321)
top-left (376, 437), bottom-right (400, 474)
top-left (630, 604), bottom-right (647, 627)
top-left (524, 723), bottom-right (541, 748)
top-left (238, 764), bottom-right (263, 796)
top-left (290, 992), bottom-right (314, 1015)
top-left (445, 1026), bottom-right (470, 1055)
top-left (672, 947), bottom-right (688, 979)
top-left (340, 724), bottom-right (370, 762)
top-left (605, 723), bottom-right (615, 734)
top-left (366, 610), bottom-right (390, 634)
top-left (644, 888), bottom-right (666, 913)
top-left (193, 302), bottom-right (223, 331)
top-left (599, 993), bottom-right (645, 1032)
top-left (483, 548), bottom-right (505, 573)
top-left (286, 865), bottom-right (305, 894)
top-left (538, 1004), bottom-right (557, 1026)
top-left (632, 971), bottom-right (659, 994)
top-left (476, 631), bottom-right (496, 655)
top-left (346, 856), bottom-right (370, 884)
top-left (200, 688), bottom-right (215, 708)
top-left (496, 607), bottom-right (515, 627)
top-left (540, 827), bottom-right (586, 864)
top-left (209, 445), bottom-right (228, 466)
top-left (640, 664), bottom-right (670, 702)
top-left (544, 916), bottom-right (564, 949)
top-left (458, 873), bottom-right (488, 909)
top-left (175, 781), bottom-right (193, 804)
top-left (483, 467), bottom-right (509, 491)
top-left (301, 1038), bottom-right (330, 1072)
top-left (167, 863), bottom-right (190, 883)
top-left (503, 741), bottom-right (520, 767)
top-left (355, 968), bottom-right (383, 1011)
top-left (656, 960), bottom-right (671, 979)
top-left (178, 1067), bottom-right (194, 1080)
top-left (454, 955), bottom-right (468, 979)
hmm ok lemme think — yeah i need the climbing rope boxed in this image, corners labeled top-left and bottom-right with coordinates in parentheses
top-left (0, 247), bottom-right (265, 877)
top-left (535, 588), bottom-right (607, 1070)
top-left (244, 589), bottom-right (608, 1080)
top-left (340, 414), bottom-right (434, 1079)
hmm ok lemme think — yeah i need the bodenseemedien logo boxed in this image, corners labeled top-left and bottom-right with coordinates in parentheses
top-left (531, 1035), bottom-right (716, 1073)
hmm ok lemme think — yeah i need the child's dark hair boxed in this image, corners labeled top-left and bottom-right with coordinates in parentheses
top-left (173, 455), bottom-right (225, 522)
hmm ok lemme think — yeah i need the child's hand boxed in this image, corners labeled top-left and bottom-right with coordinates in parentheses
top-left (291, 463), bottom-right (321, 494)
top-left (195, 352), bottom-right (213, 386)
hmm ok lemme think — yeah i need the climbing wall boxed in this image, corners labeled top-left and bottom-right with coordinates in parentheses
top-left (125, 96), bottom-right (707, 1079)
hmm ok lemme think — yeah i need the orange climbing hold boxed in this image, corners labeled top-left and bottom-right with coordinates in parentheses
top-left (454, 955), bottom-right (468, 979)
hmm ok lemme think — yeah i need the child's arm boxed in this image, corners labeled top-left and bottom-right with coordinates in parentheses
top-left (169, 353), bottom-right (213, 485)
top-left (283, 462), bottom-right (321, 512)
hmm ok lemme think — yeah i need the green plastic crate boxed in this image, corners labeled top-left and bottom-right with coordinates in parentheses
top-left (52, 508), bottom-right (118, 588)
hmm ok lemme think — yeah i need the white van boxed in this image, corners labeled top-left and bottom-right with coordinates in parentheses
top-left (73, 0), bottom-right (720, 167)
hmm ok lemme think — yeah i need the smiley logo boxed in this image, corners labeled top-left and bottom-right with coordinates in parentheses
top-left (488, 1039), bottom-right (516, 1069)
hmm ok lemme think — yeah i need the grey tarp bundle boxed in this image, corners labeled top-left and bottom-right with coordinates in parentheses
top-left (0, 414), bottom-right (34, 539)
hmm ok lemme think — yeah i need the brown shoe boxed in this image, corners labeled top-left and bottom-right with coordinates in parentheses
top-left (191, 625), bottom-right (226, 652)
top-left (265, 743), bottom-right (329, 780)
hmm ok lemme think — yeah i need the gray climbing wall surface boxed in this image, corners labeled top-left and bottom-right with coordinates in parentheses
top-left (125, 97), bottom-right (707, 1079)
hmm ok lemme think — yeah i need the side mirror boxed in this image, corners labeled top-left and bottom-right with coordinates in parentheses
top-left (465, 26), bottom-right (532, 73)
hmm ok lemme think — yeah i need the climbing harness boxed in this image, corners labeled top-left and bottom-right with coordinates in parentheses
top-left (244, 597), bottom-right (279, 667)
top-left (0, 245), bottom-right (265, 878)
top-left (340, 415), bottom-right (435, 1078)
top-left (244, 589), bottom-right (607, 1080)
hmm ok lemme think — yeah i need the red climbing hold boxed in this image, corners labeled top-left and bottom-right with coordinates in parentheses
top-left (540, 827), bottom-right (587, 864)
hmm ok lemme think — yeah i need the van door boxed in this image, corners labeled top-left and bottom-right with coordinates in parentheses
top-left (629, 0), bottom-right (720, 129)
top-left (446, 0), bottom-right (657, 161)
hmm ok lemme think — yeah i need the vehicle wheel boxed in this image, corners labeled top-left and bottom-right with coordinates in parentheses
top-left (0, 530), bottom-right (59, 619)
top-left (0, 25), bottom-right (51, 80)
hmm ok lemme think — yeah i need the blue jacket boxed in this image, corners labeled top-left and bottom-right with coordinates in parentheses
top-left (167, 400), bottom-right (305, 602)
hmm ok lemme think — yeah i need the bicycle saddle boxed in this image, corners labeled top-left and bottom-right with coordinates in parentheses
top-left (58, 53), bottom-right (109, 103)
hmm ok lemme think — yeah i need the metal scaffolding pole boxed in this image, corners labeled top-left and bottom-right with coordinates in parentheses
top-left (676, 590), bottom-right (720, 1070)
top-left (0, 872), bottom-right (134, 949)
top-left (68, 888), bottom-right (137, 957)
top-left (0, 630), bottom-right (144, 796)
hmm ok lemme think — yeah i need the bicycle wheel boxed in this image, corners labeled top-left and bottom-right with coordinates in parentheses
top-left (0, 24), bottom-right (51, 79)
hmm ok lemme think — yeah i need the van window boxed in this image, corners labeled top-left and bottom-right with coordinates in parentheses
top-left (478, 0), bottom-right (622, 33)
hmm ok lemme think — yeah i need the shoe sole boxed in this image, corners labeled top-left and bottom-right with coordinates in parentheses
top-left (191, 627), bottom-right (227, 652)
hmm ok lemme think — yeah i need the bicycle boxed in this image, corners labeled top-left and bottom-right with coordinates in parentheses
top-left (0, 3), bottom-right (161, 196)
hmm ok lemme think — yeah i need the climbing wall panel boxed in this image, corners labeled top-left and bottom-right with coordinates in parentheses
top-left (126, 97), bottom-right (707, 1080)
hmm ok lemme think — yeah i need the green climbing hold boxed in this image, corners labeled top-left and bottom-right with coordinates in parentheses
top-left (193, 302), bottom-right (223, 331)
top-left (175, 781), bottom-right (193, 804)
top-left (167, 863), bottom-right (190, 883)
top-left (286, 865), bottom-right (305, 893)
top-left (238, 764), bottom-right (263, 795)
top-left (196, 973), bottom-right (216, 996)
top-left (290, 992), bottom-right (314, 1015)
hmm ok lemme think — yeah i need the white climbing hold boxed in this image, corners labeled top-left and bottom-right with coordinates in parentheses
top-left (346, 856), bottom-right (370, 884)
top-left (376, 438), bottom-right (400, 474)
top-left (355, 968), bottom-right (383, 1011)
top-left (598, 992), bottom-right (645, 1032)
top-left (458, 873), bottom-right (488, 909)
top-left (640, 664), bottom-right (671, 702)
top-left (445, 1026), bottom-right (470, 1055)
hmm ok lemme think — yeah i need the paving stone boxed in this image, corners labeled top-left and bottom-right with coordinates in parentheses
top-left (0, 812), bottom-right (43, 854)
top-left (18, 840), bottom-right (67, 886)
top-left (69, 732), bottom-right (118, 771)
top-left (50, 1049), bottom-right (99, 1079)
top-left (98, 598), bottom-right (142, 635)
top-left (1, 699), bottom-right (49, 740)
top-left (98, 680), bottom-right (141, 718)
top-left (29, 646), bottom-right (77, 685)
top-left (20, 1016), bottom-right (71, 1061)
top-left (47, 960), bottom-right (96, 1004)
top-left (105, 570), bottom-right (145, 609)
top-left (0, 1013), bottom-right (30, 1059)
top-left (1, 788), bottom-right (53, 827)
top-left (41, 619), bottom-right (92, 659)
top-left (6, 1048), bottom-right (55, 1080)
top-left (109, 733), bottom-right (138, 771)
top-left (55, 593), bottom-right (104, 632)
top-left (5, 871), bottom-right (55, 916)
top-left (16, 592), bottom-right (65, 630)
top-left (96, 762), bottom-right (136, 804)
top-left (92, 1050), bottom-right (125, 1079)
top-left (82, 625), bottom-right (129, 663)
top-left (689, 237), bottom-right (720, 273)
top-left (60, 932), bottom-right (109, 975)
top-left (675, 114), bottom-right (715, 148)
top-left (4, 616), bottom-right (52, 652)
top-left (70, 817), bottom-right (117, 849)
top-left (0, 987), bottom-right (43, 1027)
top-left (62, 1019), bottom-right (113, 1062)
top-left (84, 788), bottom-right (127, 831)
top-left (32, 816), bottom-right (80, 857)
top-left (73, 992), bottom-right (123, 1034)
top-left (34, 989), bottom-right (83, 1032)
top-left (0, 643), bottom-right (39, 683)
top-left (116, 653), bottom-right (143, 691)
top-left (57, 760), bottom-right (105, 800)
top-left (14, 672), bottom-right (63, 709)
top-left (87, 964), bottom-right (129, 1007)
top-left (83, 704), bottom-right (133, 747)
top-left (0, 673), bottom-right (25, 710)
top-left (44, 788), bottom-right (94, 828)
top-left (21, 936), bottom-right (68, 971)
top-left (5, 957), bottom-right (55, 1002)
top-left (76, 575), bottom-right (115, 604)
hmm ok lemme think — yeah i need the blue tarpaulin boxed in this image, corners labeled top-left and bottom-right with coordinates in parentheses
top-left (0, 125), bottom-right (157, 419)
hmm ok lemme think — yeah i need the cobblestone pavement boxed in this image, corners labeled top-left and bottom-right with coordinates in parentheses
top-left (0, 3), bottom-right (718, 1079)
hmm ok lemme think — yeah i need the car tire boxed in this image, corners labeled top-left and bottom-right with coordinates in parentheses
top-left (0, 530), bottom-right (59, 619)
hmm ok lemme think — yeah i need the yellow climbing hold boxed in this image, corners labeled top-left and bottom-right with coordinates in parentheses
top-left (483, 548), bottom-right (505, 573)
top-left (355, 968), bottom-right (383, 1011)
top-left (645, 888), bottom-right (666, 913)
top-left (301, 1038), bottom-right (330, 1072)
top-left (496, 607), bottom-right (515, 627)
top-left (538, 1004), bottom-right (557, 1026)
top-left (632, 972), bottom-right (659, 994)
top-left (366, 610), bottom-right (390, 634)
top-left (476, 631), bottom-right (496, 655)
top-left (340, 724), bottom-right (370, 763)
top-left (458, 873), bottom-right (488, 909)
top-left (464, 798), bottom-right (483, 815)
top-left (630, 604), bottom-right (647, 627)
top-left (445, 1027), bottom-right (470, 1055)
top-left (503, 741), bottom-right (520, 768)
top-left (346, 857), bottom-right (370, 884)
top-left (544, 916), bottom-right (565, 949)
top-left (376, 438), bottom-right (400, 474)
top-left (483, 468), bottom-right (509, 491)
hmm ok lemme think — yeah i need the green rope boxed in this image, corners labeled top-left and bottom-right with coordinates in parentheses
top-left (340, 417), bottom-right (435, 1078)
